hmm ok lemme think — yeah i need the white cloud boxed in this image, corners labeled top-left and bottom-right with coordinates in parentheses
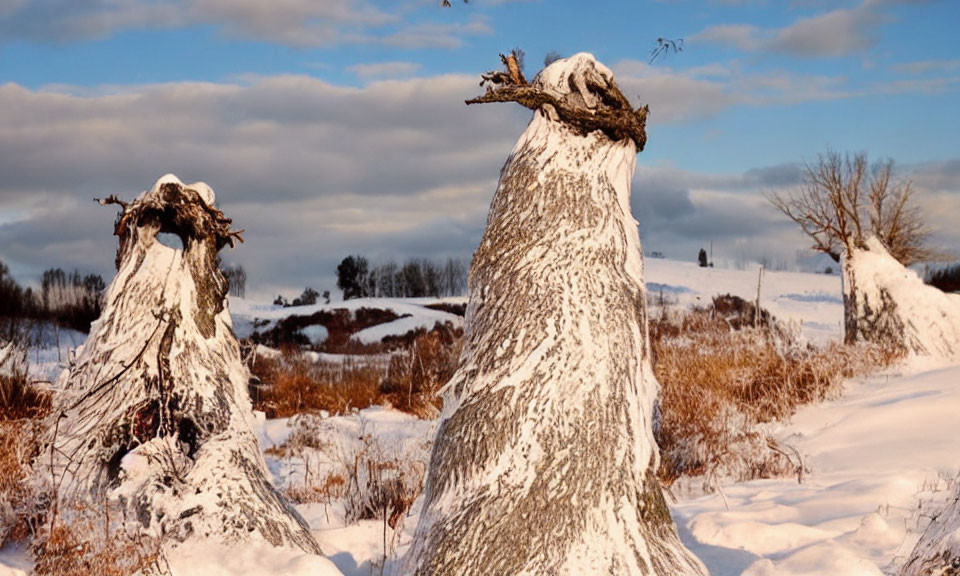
top-left (613, 60), bottom-right (860, 122)
top-left (348, 61), bottom-right (422, 80)
top-left (1, 70), bottom-right (957, 295)
top-left (771, 5), bottom-right (885, 57)
top-left (0, 74), bottom-right (527, 294)
top-left (693, 24), bottom-right (763, 51)
top-left (892, 59), bottom-right (960, 75)
top-left (0, 0), bottom-right (489, 48)
top-left (693, 0), bottom-right (892, 58)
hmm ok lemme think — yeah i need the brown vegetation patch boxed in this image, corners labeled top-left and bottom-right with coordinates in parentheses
top-left (253, 307), bottom-right (405, 351)
top-left (651, 297), bottom-right (900, 485)
top-left (0, 419), bottom-right (47, 547)
top-left (250, 351), bottom-right (384, 418)
top-left (32, 501), bottom-right (167, 576)
top-left (0, 373), bottom-right (51, 421)
top-left (379, 324), bottom-right (462, 418)
top-left (250, 323), bottom-right (462, 419)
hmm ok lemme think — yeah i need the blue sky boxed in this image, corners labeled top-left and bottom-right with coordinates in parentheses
top-left (1, 0), bottom-right (958, 298)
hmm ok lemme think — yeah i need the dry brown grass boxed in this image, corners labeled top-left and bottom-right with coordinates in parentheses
top-left (0, 419), bottom-right (47, 547)
top-left (339, 433), bottom-right (426, 529)
top-left (251, 350), bottom-right (385, 418)
top-left (379, 327), bottom-right (462, 418)
top-left (1, 371), bottom-right (51, 547)
top-left (272, 413), bottom-right (427, 537)
top-left (651, 298), bottom-right (900, 485)
top-left (32, 501), bottom-right (168, 576)
top-left (0, 373), bottom-right (51, 421)
top-left (2, 383), bottom-right (169, 574)
top-left (251, 324), bottom-right (462, 419)
top-left (284, 473), bottom-right (347, 507)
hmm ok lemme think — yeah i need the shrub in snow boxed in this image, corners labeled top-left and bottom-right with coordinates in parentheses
top-left (271, 410), bottom-right (431, 559)
top-left (31, 500), bottom-right (166, 576)
top-left (38, 175), bottom-right (321, 554)
top-left (250, 348), bottom-right (385, 418)
top-left (0, 419), bottom-right (47, 548)
top-left (407, 53), bottom-right (706, 575)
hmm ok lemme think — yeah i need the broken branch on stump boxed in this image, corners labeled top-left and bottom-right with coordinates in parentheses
top-left (467, 56), bottom-right (649, 151)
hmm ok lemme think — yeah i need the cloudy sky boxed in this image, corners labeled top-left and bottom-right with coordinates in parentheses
top-left (1, 0), bottom-right (958, 299)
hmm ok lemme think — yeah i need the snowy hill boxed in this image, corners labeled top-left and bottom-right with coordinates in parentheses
top-left (645, 258), bottom-right (843, 343)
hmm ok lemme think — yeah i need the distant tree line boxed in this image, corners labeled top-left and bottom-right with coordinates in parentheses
top-left (336, 255), bottom-right (468, 300)
top-left (927, 264), bottom-right (960, 294)
top-left (273, 287), bottom-right (330, 308)
top-left (0, 260), bottom-right (106, 334)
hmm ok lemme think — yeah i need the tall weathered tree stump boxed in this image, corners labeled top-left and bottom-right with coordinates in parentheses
top-left (407, 53), bottom-right (707, 575)
top-left (41, 175), bottom-right (320, 553)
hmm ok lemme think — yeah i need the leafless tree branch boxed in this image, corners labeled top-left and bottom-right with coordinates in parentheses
top-left (767, 150), bottom-right (934, 265)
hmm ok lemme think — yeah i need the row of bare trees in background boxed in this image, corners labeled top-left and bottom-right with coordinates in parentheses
top-left (1, 261), bottom-right (105, 336)
top-left (337, 255), bottom-right (467, 300)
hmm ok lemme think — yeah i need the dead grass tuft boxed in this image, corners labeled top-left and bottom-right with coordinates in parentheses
top-left (251, 351), bottom-right (385, 418)
top-left (332, 431), bottom-right (426, 532)
top-left (379, 325), bottom-right (462, 418)
top-left (0, 372), bottom-right (51, 421)
top-left (0, 419), bottom-right (47, 547)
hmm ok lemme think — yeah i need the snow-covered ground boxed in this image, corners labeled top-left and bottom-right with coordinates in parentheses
top-left (675, 364), bottom-right (960, 575)
top-left (646, 258), bottom-right (843, 344)
top-left (5, 258), bottom-right (957, 575)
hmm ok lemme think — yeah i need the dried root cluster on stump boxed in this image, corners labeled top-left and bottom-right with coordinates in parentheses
top-left (466, 50), bottom-right (649, 150)
top-left (41, 175), bottom-right (320, 554)
top-left (408, 53), bottom-right (706, 576)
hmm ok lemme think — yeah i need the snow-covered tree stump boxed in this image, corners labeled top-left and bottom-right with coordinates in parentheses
top-left (41, 175), bottom-right (321, 554)
top-left (407, 53), bottom-right (707, 575)
top-left (842, 236), bottom-right (960, 360)
top-left (903, 490), bottom-right (960, 576)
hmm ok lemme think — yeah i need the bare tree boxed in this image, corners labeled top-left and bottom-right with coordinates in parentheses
top-left (770, 151), bottom-right (960, 351)
top-left (442, 257), bottom-right (467, 297)
top-left (767, 150), bottom-right (933, 266)
top-left (222, 264), bottom-right (247, 298)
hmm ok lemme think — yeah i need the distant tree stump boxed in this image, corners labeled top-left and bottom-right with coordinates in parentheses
top-left (842, 237), bottom-right (960, 359)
